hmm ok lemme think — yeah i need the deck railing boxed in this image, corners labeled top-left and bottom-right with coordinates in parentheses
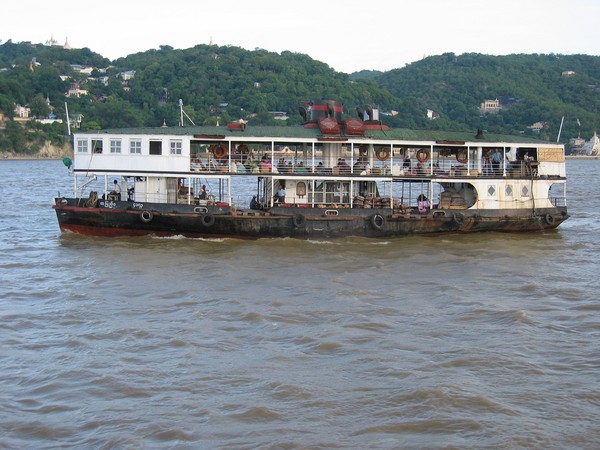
top-left (190, 156), bottom-right (551, 179)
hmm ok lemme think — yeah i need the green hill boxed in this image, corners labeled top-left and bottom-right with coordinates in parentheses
top-left (1, 40), bottom-right (599, 154)
top-left (373, 52), bottom-right (600, 141)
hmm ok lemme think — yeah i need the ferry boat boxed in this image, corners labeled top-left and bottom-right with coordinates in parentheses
top-left (53, 100), bottom-right (569, 239)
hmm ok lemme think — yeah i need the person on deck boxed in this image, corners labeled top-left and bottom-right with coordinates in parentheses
top-left (491, 149), bottom-right (503, 174)
top-left (110, 180), bottom-right (121, 199)
top-left (275, 185), bottom-right (286, 203)
top-left (199, 185), bottom-right (207, 200)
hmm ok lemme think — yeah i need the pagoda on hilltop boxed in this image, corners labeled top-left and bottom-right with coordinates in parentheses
top-left (44, 35), bottom-right (72, 50)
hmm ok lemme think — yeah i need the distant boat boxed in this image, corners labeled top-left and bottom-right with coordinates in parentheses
top-left (570, 132), bottom-right (600, 156)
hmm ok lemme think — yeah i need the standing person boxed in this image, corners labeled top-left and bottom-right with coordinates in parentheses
top-left (483, 151), bottom-right (492, 176)
top-left (199, 185), bottom-right (207, 200)
top-left (275, 184), bottom-right (286, 203)
top-left (491, 148), bottom-right (503, 175)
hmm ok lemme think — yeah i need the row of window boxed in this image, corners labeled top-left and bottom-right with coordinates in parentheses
top-left (76, 139), bottom-right (183, 155)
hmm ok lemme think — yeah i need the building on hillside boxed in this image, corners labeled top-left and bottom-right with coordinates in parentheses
top-left (45, 35), bottom-right (72, 50)
top-left (71, 65), bottom-right (94, 75)
top-left (479, 98), bottom-right (501, 114)
top-left (119, 70), bottom-right (136, 81)
top-left (527, 122), bottom-right (546, 133)
top-left (15, 104), bottom-right (30, 120)
top-left (67, 83), bottom-right (88, 98)
top-left (426, 109), bottom-right (440, 120)
top-left (269, 111), bottom-right (289, 121)
top-left (562, 70), bottom-right (576, 77)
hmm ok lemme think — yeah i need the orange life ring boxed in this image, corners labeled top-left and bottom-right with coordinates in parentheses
top-left (237, 144), bottom-right (249, 153)
top-left (212, 144), bottom-right (228, 159)
top-left (375, 147), bottom-right (390, 161)
top-left (456, 149), bottom-right (468, 164)
top-left (416, 148), bottom-right (430, 162)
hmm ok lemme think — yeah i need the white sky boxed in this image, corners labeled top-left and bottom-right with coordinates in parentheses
top-left (4, 0), bottom-right (600, 73)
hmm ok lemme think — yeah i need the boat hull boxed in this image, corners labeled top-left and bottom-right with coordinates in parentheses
top-left (53, 198), bottom-right (568, 239)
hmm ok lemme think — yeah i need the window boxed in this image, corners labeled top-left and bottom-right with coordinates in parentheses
top-left (170, 140), bottom-right (182, 155)
top-left (130, 139), bottom-right (142, 154)
top-left (91, 139), bottom-right (103, 153)
top-left (110, 139), bottom-right (122, 153)
top-left (76, 139), bottom-right (88, 153)
top-left (149, 141), bottom-right (162, 155)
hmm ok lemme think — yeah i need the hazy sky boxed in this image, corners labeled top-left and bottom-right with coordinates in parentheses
top-left (4, 0), bottom-right (599, 73)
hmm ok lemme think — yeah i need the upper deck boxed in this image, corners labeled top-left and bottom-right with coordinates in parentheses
top-left (71, 125), bottom-right (566, 180)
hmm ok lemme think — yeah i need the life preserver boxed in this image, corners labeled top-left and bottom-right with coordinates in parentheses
top-left (212, 144), bottom-right (228, 159)
top-left (140, 210), bottom-right (153, 223)
top-left (456, 149), bottom-right (468, 164)
top-left (292, 214), bottom-right (305, 228)
top-left (416, 149), bottom-right (430, 162)
top-left (544, 214), bottom-right (555, 225)
top-left (375, 148), bottom-right (390, 161)
top-left (370, 214), bottom-right (385, 230)
top-left (237, 144), bottom-right (249, 153)
top-left (201, 213), bottom-right (215, 227)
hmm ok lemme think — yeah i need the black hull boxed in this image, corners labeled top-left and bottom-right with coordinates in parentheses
top-left (53, 198), bottom-right (569, 239)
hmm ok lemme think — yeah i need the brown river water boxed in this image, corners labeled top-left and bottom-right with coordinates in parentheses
top-left (1, 159), bottom-right (599, 449)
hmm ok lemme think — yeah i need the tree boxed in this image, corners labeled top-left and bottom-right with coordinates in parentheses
top-left (29, 94), bottom-right (50, 118)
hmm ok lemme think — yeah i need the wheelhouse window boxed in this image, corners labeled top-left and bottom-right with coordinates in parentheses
top-left (129, 139), bottom-right (142, 154)
top-left (170, 140), bottom-right (182, 155)
top-left (110, 139), bottom-right (122, 153)
top-left (76, 139), bottom-right (88, 153)
top-left (91, 139), bottom-right (103, 153)
top-left (149, 140), bottom-right (162, 155)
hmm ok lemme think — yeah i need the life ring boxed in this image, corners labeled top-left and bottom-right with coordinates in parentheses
top-left (453, 212), bottom-right (465, 225)
top-left (456, 149), bottom-right (468, 164)
top-left (370, 214), bottom-right (385, 230)
top-left (140, 210), bottom-right (154, 223)
top-left (201, 213), bottom-right (215, 227)
top-left (416, 148), bottom-right (430, 162)
top-left (292, 214), bottom-right (305, 228)
top-left (375, 148), bottom-right (390, 161)
top-left (237, 144), bottom-right (249, 153)
top-left (212, 144), bottom-right (228, 159)
top-left (544, 214), bottom-right (555, 225)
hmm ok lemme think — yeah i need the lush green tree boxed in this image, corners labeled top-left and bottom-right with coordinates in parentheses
top-left (29, 93), bottom-right (50, 118)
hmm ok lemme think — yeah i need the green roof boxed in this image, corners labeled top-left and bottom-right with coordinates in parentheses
top-left (87, 124), bottom-right (552, 145)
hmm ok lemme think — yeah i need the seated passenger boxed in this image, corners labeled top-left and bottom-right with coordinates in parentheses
top-left (236, 161), bottom-right (247, 173)
top-left (199, 185), bottom-right (207, 200)
top-left (250, 196), bottom-right (260, 210)
top-left (417, 194), bottom-right (430, 213)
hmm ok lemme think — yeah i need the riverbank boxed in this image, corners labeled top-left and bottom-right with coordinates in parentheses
top-left (1, 142), bottom-right (72, 160)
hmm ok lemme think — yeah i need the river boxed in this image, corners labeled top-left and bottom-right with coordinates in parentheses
top-left (0, 159), bottom-right (598, 449)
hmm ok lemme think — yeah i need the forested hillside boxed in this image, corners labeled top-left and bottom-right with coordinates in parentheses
top-left (1, 40), bottom-right (599, 154)
top-left (375, 52), bottom-right (600, 142)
